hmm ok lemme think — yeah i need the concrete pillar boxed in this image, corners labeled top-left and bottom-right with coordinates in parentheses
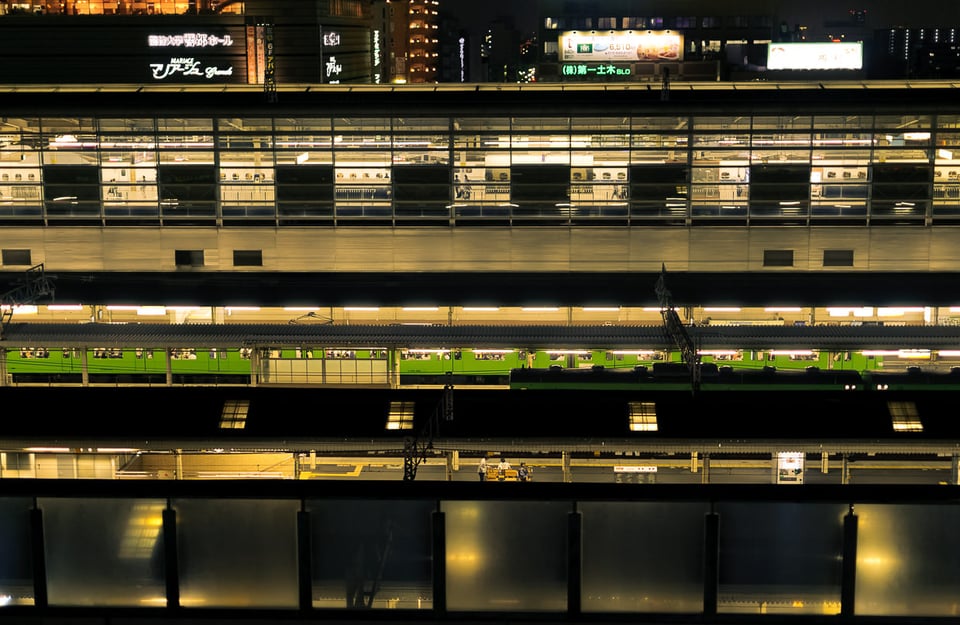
top-left (80, 347), bottom-right (89, 386)
top-left (821, 452), bottom-right (830, 474)
top-left (701, 453), bottom-right (710, 484)
top-left (165, 348), bottom-right (173, 386)
top-left (562, 451), bottom-right (572, 482)
top-left (952, 454), bottom-right (960, 486)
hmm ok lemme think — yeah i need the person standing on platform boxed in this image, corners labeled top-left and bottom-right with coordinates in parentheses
top-left (478, 457), bottom-right (488, 481)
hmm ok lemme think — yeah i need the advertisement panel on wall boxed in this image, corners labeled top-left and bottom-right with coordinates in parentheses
top-left (559, 30), bottom-right (683, 62)
top-left (767, 42), bottom-right (863, 70)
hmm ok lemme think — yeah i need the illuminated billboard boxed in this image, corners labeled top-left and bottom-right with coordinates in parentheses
top-left (559, 31), bottom-right (682, 62)
top-left (767, 42), bottom-right (863, 70)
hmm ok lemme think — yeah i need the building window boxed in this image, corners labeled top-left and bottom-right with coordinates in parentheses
top-left (1, 249), bottom-right (31, 266)
top-left (387, 401), bottom-right (415, 430)
top-left (220, 399), bottom-right (250, 430)
top-left (889, 401), bottom-right (922, 433)
top-left (823, 249), bottom-right (854, 267)
top-left (763, 249), bottom-right (794, 267)
top-left (628, 401), bottom-right (658, 432)
top-left (175, 250), bottom-right (204, 267)
top-left (233, 250), bottom-right (263, 267)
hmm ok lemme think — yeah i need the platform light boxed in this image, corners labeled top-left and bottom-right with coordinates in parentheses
top-left (522, 307), bottom-right (559, 312)
top-left (344, 306), bottom-right (380, 311)
top-left (698, 350), bottom-right (740, 356)
top-left (877, 307), bottom-right (924, 316)
top-left (764, 307), bottom-right (803, 312)
top-left (472, 349), bottom-right (514, 354)
top-left (769, 350), bottom-right (816, 356)
top-left (24, 447), bottom-right (71, 453)
top-left (402, 307), bottom-right (439, 311)
top-left (610, 350), bottom-right (659, 355)
top-left (937, 350), bottom-right (960, 357)
top-left (106, 305), bottom-right (139, 311)
top-left (0, 304), bottom-right (37, 314)
top-left (703, 307), bottom-right (741, 312)
top-left (896, 349), bottom-right (930, 359)
top-left (137, 306), bottom-right (167, 316)
top-left (47, 304), bottom-right (84, 311)
top-left (283, 307), bottom-right (319, 311)
top-left (462, 307), bottom-right (499, 312)
top-left (582, 306), bottom-right (621, 312)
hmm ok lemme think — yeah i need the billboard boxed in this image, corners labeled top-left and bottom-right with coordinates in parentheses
top-left (767, 42), bottom-right (863, 70)
top-left (559, 31), bottom-right (682, 62)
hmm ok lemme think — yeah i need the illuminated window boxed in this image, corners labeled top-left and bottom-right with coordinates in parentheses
top-left (387, 401), bottom-right (415, 430)
top-left (119, 503), bottom-right (164, 559)
top-left (889, 401), bottom-right (922, 432)
top-left (220, 399), bottom-right (250, 429)
top-left (628, 401), bottom-right (658, 432)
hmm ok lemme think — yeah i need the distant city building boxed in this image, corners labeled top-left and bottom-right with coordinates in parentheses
top-left (378, 0), bottom-right (439, 83)
top-left (0, 0), bottom-right (375, 84)
top-left (533, 0), bottom-right (960, 82)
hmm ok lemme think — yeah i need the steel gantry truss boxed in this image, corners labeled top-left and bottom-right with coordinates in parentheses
top-left (655, 264), bottom-right (701, 393)
top-left (0, 264), bottom-right (55, 340)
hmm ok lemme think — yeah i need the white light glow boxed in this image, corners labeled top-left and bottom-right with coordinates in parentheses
top-left (462, 307), bottom-right (500, 312)
top-left (764, 307), bottom-right (803, 312)
top-left (581, 306), bottom-right (621, 312)
top-left (47, 304), bottom-right (85, 311)
top-left (344, 307), bottom-right (380, 312)
top-left (703, 307), bottom-right (741, 312)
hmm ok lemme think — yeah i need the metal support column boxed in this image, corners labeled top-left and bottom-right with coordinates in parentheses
top-left (567, 506), bottom-right (582, 615)
top-left (771, 452), bottom-right (778, 484)
top-left (821, 452), bottom-right (830, 474)
top-left (690, 451), bottom-right (698, 473)
top-left (298, 507), bottom-right (312, 611)
top-left (841, 454), bottom-right (851, 485)
top-left (841, 505), bottom-right (858, 617)
top-left (163, 505), bottom-right (180, 609)
top-left (0, 347), bottom-right (7, 387)
top-left (562, 451), bottom-right (572, 483)
top-left (701, 453), bottom-right (710, 484)
top-left (952, 454), bottom-right (960, 486)
top-left (30, 503), bottom-right (47, 609)
top-left (165, 348), bottom-right (173, 386)
top-left (432, 510), bottom-right (446, 614)
top-left (703, 507), bottom-right (719, 616)
top-left (80, 347), bottom-right (89, 387)
top-left (175, 449), bottom-right (183, 480)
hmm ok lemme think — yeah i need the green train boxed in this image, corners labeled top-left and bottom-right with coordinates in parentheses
top-left (0, 345), bottom-right (902, 390)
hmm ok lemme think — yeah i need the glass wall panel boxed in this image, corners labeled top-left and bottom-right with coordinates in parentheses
top-left (0, 498), bottom-right (34, 606)
top-left (334, 118), bottom-right (391, 132)
top-left (174, 498), bottom-right (299, 609)
top-left (813, 115), bottom-right (871, 130)
top-left (41, 498), bottom-right (166, 607)
top-left (216, 118), bottom-right (274, 132)
top-left (454, 117), bottom-right (511, 132)
top-left (693, 116), bottom-right (751, 130)
top-left (307, 499), bottom-right (434, 609)
top-left (571, 117), bottom-right (630, 132)
top-left (856, 504), bottom-right (960, 616)
top-left (274, 117), bottom-right (332, 132)
top-left (752, 116), bottom-right (812, 131)
top-left (717, 502), bottom-right (844, 615)
top-left (511, 117), bottom-right (569, 132)
top-left (581, 501), bottom-right (707, 613)
top-left (632, 116), bottom-right (689, 131)
top-left (393, 118), bottom-right (449, 131)
top-left (443, 501), bottom-right (568, 611)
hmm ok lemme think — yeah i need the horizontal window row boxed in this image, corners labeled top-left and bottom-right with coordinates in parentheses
top-left (7, 114), bottom-right (950, 134)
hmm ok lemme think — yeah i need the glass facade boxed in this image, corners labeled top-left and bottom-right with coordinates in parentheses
top-left (1, 110), bottom-right (952, 227)
top-left (0, 485), bottom-right (958, 618)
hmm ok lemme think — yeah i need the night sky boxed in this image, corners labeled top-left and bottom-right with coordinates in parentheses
top-left (445, 1), bottom-right (538, 35)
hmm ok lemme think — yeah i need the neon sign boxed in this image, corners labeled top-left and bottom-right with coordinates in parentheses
top-left (148, 34), bottom-right (234, 47)
top-left (150, 57), bottom-right (234, 80)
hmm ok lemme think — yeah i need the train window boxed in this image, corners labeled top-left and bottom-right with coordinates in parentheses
top-left (1, 249), bottom-right (31, 266)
